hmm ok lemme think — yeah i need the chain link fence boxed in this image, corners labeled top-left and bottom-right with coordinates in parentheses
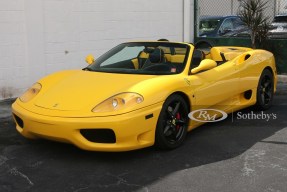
top-left (195, 0), bottom-right (287, 37)
top-left (276, 0), bottom-right (287, 14)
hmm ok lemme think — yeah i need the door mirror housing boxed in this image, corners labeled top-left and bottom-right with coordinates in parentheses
top-left (85, 54), bottom-right (95, 65)
top-left (191, 59), bottom-right (217, 74)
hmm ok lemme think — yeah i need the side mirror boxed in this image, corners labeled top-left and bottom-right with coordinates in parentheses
top-left (85, 54), bottom-right (95, 65)
top-left (191, 59), bottom-right (217, 74)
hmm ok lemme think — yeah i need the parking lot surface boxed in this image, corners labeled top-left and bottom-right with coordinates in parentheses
top-left (0, 87), bottom-right (286, 192)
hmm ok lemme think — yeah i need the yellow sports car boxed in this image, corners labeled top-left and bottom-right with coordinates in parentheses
top-left (12, 41), bottom-right (277, 151)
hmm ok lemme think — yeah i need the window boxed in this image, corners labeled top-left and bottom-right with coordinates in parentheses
top-left (221, 19), bottom-right (234, 31)
top-left (101, 46), bottom-right (144, 66)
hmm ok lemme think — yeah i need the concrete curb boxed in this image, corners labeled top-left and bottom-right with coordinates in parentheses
top-left (278, 75), bottom-right (287, 83)
top-left (0, 98), bottom-right (15, 119)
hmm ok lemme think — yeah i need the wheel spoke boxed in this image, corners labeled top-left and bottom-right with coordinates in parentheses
top-left (175, 128), bottom-right (182, 139)
top-left (171, 129), bottom-right (178, 140)
top-left (166, 106), bottom-right (174, 118)
top-left (264, 81), bottom-right (271, 89)
top-left (261, 93), bottom-right (265, 104)
top-left (167, 110), bottom-right (173, 118)
top-left (264, 92), bottom-right (271, 101)
top-left (163, 125), bottom-right (172, 135)
top-left (175, 119), bottom-right (186, 125)
top-left (172, 102), bottom-right (180, 116)
top-left (259, 85), bottom-right (264, 92)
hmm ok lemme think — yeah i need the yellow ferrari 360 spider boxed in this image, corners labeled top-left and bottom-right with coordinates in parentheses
top-left (12, 41), bottom-right (277, 151)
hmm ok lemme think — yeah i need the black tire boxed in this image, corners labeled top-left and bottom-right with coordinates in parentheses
top-left (155, 95), bottom-right (189, 149)
top-left (255, 69), bottom-right (274, 110)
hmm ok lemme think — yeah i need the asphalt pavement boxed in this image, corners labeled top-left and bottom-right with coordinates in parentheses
top-left (0, 81), bottom-right (286, 192)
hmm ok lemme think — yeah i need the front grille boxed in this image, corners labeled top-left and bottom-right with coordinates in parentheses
top-left (80, 129), bottom-right (116, 143)
top-left (13, 114), bottom-right (24, 128)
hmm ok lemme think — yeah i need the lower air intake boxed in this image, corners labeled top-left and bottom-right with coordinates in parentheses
top-left (80, 129), bottom-right (116, 143)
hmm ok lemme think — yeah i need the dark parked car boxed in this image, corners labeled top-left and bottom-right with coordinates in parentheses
top-left (199, 15), bottom-right (245, 37)
top-left (222, 15), bottom-right (287, 39)
top-left (269, 15), bottom-right (287, 38)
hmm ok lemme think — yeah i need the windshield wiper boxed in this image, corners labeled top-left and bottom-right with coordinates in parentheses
top-left (82, 67), bottom-right (93, 71)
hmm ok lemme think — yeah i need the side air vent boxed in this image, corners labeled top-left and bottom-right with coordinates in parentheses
top-left (244, 54), bottom-right (251, 61)
top-left (13, 114), bottom-right (24, 128)
top-left (244, 90), bottom-right (252, 100)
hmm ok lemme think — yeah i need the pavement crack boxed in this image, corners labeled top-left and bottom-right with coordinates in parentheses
top-left (9, 167), bottom-right (34, 186)
top-left (98, 172), bottom-right (149, 191)
top-left (73, 186), bottom-right (89, 192)
top-left (241, 149), bottom-right (266, 177)
top-left (0, 155), bottom-right (9, 167)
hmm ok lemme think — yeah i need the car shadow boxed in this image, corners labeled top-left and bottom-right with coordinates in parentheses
top-left (0, 95), bottom-right (286, 192)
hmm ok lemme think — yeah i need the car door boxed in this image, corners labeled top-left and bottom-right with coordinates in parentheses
top-left (189, 61), bottom-right (239, 110)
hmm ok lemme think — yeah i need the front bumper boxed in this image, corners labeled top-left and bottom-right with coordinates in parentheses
top-left (12, 101), bottom-right (162, 151)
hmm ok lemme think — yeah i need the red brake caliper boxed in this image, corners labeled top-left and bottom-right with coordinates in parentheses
top-left (176, 113), bottom-right (181, 130)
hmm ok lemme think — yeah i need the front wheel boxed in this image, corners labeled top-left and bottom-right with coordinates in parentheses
top-left (155, 95), bottom-right (189, 149)
top-left (255, 69), bottom-right (274, 110)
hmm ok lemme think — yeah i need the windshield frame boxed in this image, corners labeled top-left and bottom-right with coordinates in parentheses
top-left (85, 42), bottom-right (190, 75)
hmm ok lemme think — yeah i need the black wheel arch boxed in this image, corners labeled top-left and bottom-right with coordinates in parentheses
top-left (262, 66), bottom-right (275, 78)
top-left (260, 66), bottom-right (275, 87)
top-left (167, 91), bottom-right (191, 112)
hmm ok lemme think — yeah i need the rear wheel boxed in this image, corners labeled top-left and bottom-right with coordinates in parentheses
top-left (155, 95), bottom-right (189, 149)
top-left (255, 69), bottom-right (274, 110)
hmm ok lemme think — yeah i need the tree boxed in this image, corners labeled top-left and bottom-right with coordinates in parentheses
top-left (238, 0), bottom-right (269, 48)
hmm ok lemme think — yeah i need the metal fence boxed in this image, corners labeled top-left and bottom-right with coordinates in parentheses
top-left (195, 0), bottom-right (287, 37)
top-left (197, 0), bottom-right (281, 17)
top-left (194, 0), bottom-right (287, 74)
top-left (277, 0), bottom-right (287, 14)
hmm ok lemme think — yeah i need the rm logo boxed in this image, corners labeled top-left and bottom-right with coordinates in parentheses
top-left (188, 109), bottom-right (228, 122)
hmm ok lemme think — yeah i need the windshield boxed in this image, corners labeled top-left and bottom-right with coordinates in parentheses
top-left (85, 42), bottom-right (190, 75)
top-left (273, 16), bottom-right (287, 23)
top-left (200, 19), bottom-right (220, 33)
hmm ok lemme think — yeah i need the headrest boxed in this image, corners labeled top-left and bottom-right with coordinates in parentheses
top-left (149, 48), bottom-right (164, 63)
top-left (192, 49), bottom-right (204, 60)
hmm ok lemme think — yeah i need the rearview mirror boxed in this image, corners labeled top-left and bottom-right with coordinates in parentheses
top-left (191, 59), bottom-right (217, 74)
top-left (85, 54), bottom-right (95, 65)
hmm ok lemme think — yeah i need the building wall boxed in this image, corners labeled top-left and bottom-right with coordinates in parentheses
top-left (0, 0), bottom-right (26, 99)
top-left (0, 0), bottom-right (186, 100)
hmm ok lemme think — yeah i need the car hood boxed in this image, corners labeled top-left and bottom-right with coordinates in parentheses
top-left (34, 70), bottom-right (157, 112)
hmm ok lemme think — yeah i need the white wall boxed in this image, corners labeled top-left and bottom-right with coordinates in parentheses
top-left (0, 0), bottom-right (26, 99)
top-left (0, 0), bottom-right (188, 100)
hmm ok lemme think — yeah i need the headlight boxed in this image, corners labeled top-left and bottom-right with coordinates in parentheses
top-left (92, 92), bottom-right (144, 113)
top-left (19, 83), bottom-right (42, 103)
